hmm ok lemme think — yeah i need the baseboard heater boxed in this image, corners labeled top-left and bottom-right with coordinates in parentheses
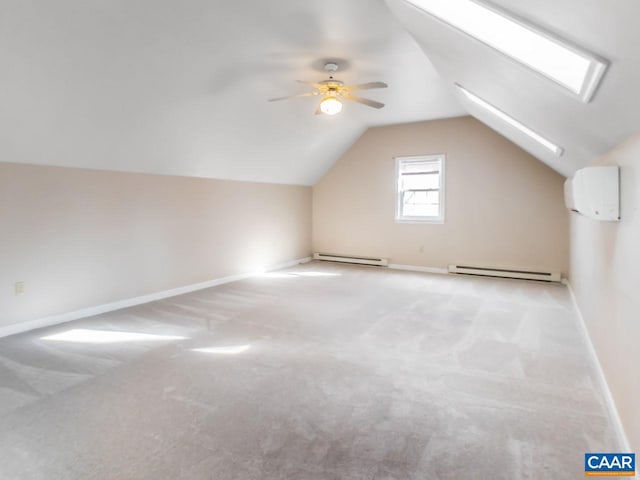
top-left (313, 253), bottom-right (388, 267)
top-left (448, 265), bottom-right (561, 283)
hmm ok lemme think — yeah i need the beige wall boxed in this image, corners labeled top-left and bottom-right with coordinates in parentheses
top-left (570, 133), bottom-right (640, 451)
top-left (313, 116), bottom-right (569, 274)
top-left (0, 162), bottom-right (311, 328)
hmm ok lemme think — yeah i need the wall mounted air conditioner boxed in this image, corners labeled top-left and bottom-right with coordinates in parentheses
top-left (564, 166), bottom-right (619, 221)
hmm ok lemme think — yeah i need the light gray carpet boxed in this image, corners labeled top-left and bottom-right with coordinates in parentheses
top-left (0, 262), bottom-right (619, 479)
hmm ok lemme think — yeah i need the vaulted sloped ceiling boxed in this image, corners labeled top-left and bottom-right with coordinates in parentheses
top-left (0, 0), bottom-right (465, 186)
top-left (385, 0), bottom-right (640, 177)
top-left (4, 1), bottom-right (637, 186)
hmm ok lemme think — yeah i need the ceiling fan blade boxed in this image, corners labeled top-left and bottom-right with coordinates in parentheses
top-left (268, 92), bottom-right (318, 102)
top-left (345, 81), bottom-right (388, 91)
top-left (296, 80), bottom-right (323, 89)
top-left (343, 94), bottom-right (385, 109)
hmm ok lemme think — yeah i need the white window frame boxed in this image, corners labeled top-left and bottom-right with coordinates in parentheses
top-left (395, 154), bottom-right (445, 224)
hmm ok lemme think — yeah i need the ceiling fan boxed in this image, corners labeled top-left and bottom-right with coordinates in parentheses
top-left (268, 62), bottom-right (388, 116)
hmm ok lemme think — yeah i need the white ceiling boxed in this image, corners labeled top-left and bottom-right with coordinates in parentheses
top-left (385, 0), bottom-right (640, 178)
top-left (0, 0), bottom-right (465, 186)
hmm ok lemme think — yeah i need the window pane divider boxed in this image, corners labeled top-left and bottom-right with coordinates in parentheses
top-left (400, 171), bottom-right (440, 176)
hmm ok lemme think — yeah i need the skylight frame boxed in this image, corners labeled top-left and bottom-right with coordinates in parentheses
top-left (456, 84), bottom-right (564, 156)
top-left (403, 0), bottom-right (608, 103)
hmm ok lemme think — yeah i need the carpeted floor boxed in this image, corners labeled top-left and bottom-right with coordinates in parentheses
top-left (0, 262), bottom-right (620, 479)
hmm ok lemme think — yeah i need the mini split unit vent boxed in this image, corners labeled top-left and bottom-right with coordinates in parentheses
top-left (448, 265), bottom-right (562, 282)
top-left (565, 166), bottom-right (620, 221)
top-left (313, 253), bottom-right (388, 267)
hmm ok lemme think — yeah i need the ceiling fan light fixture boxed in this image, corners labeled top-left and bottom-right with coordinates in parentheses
top-left (320, 96), bottom-right (343, 115)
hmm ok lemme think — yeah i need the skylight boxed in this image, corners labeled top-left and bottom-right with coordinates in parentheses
top-left (191, 345), bottom-right (251, 355)
top-left (41, 329), bottom-right (187, 344)
top-left (457, 85), bottom-right (563, 156)
top-left (404, 0), bottom-right (607, 102)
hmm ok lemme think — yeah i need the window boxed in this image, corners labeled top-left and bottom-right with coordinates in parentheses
top-left (404, 0), bottom-right (607, 102)
top-left (457, 84), bottom-right (563, 156)
top-left (395, 155), bottom-right (445, 223)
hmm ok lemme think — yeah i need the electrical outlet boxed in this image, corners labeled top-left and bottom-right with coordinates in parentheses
top-left (15, 281), bottom-right (25, 296)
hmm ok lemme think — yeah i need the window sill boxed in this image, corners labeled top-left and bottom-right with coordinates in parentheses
top-left (395, 217), bottom-right (445, 225)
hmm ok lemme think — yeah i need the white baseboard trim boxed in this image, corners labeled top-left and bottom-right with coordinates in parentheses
top-left (565, 281), bottom-right (631, 453)
top-left (0, 256), bottom-right (312, 339)
top-left (388, 263), bottom-right (449, 275)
